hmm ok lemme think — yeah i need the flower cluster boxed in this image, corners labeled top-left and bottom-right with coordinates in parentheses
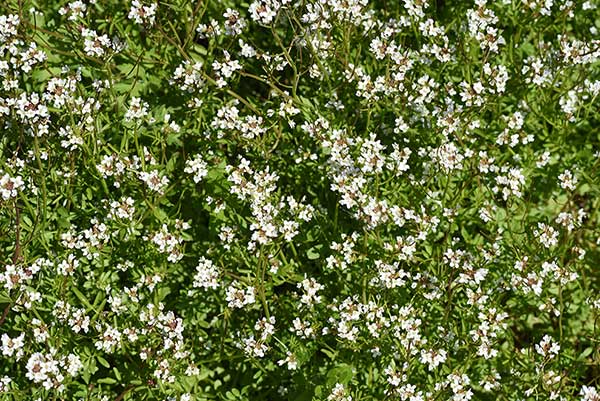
top-left (0, 0), bottom-right (598, 400)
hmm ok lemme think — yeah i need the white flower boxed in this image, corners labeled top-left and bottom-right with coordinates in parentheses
top-left (125, 97), bottom-right (149, 121)
top-left (59, 1), bottom-right (87, 20)
top-left (534, 223), bottom-right (559, 249)
top-left (25, 351), bottom-right (76, 391)
top-left (0, 375), bottom-right (11, 392)
top-left (223, 8), bottom-right (246, 35)
top-left (298, 277), bottom-right (324, 306)
top-left (107, 197), bottom-right (136, 220)
top-left (171, 61), bottom-right (205, 92)
top-left (57, 254), bottom-right (79, 276)
top-left (248, 0), bottom-right (279, 25)
top-left (66, 354), bottom-right (83, 376)
top-left (328, 383), bottom-right (352, 401)
top-left (184, 154), bottom-right (209, 183)
top-left (0, 172), bottom-right (24, 200)
top-left (535, 335), bottom-right (560, 359)
top-left (149, 224), bottom-right (184, 262)
top-left (580, 386), bottom-right (600, 401)
top-left (277, 352), bottom-right (298, 370)
top-left (94, 325), bottom-right (122, 353)
top-left (128, 1), bottom-right (158, 25)
top-left (212, 51), bottom-right (242, 88)
top-left (1, 333), bottom-right (25, 360)
top-left (193, 257), bottom-right (220, 289)
top-left (255, 316), bottom-right (276, 340)
top-left (226, 281), bottom-right (256, 308)
top-left (558, 169), bottom-right (577, 191)
top-left (431, 142), bottom-right (464, 171)
top-left (81, 28), bottom-right (114, 58)
top-left (420, 348), bottom-right (447, 371)
top-left (241, 335), bottom-right (269, 357)
top-left (138, 170), bottom-right (169, 194)
top-left (0, 14), bottom-right (19, 43)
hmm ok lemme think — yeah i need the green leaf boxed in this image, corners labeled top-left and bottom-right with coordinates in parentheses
top-left (0, 292), bottom-right (11, 303)
top-left (72, 287), bottom-right (95, 312)
top-left (577, 347), bottom-right (594, 361)
top-left (326, 364), bottom-right (353, 386)
top-left (97, 356), bottom-right (111, 368)
top-left (320, 348), bottom-right (337, 360)
top-left (306, 245), bottom-right (322, 260)
top-left (153, 207), bottom-right (168, 221)
top-left (31, 69), bottom-right (51, 83)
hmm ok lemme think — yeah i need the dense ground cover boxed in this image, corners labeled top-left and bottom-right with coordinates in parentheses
top-left (0, 0), bottom-right (599, 400)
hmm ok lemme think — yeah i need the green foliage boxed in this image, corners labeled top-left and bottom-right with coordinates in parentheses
top-left (0, 0), bottom-right (598, 400)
